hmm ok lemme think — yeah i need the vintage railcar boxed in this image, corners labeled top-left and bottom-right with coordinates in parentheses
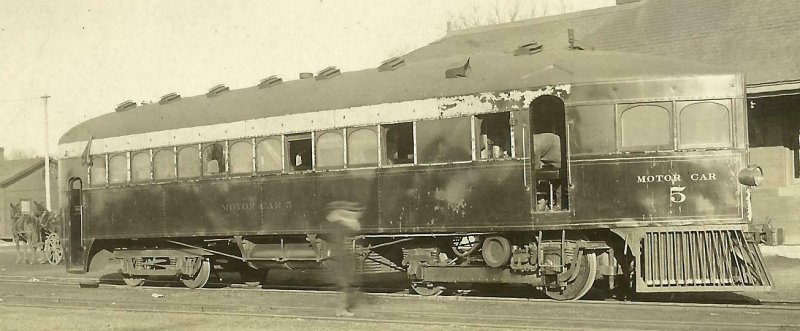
top-left (57, 47), bottom-right (782, 300)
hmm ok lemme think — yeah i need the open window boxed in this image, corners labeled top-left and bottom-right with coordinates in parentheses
top-left (202, 143), bottom-right (226, 176)
top-left (382, 122), bottom-right (414, 165)
top-left (476, 112), bottom-right (511, 159)
top-left (530, 95), bottom-right (568, 211)
top-left (286, 133), bottom-right (312, 171)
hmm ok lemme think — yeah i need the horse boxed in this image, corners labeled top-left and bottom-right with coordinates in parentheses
top-left (9, 202), bottom-right (45, 264)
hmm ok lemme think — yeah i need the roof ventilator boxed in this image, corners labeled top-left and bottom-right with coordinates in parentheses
top-left (378, 57), bottom-right (405, 71)
top-left (445, 58), bottom-right (471, 79)
top-left (159, 92), bottom-right (181, 105)
top-left (115, 100), bottom-right (137, 112)
top-left (315, 66), bottom-right (341, 80)
top-left (568, 28), bottom-right (594, 51)
top-left (206, 84), bottom-right (230, 97)
top-left (514, 41), bottom-right (543, 56)
top-left (299, 72), bottom-right (314, 79)
top-left (258, 75), bottom-right (283, 88)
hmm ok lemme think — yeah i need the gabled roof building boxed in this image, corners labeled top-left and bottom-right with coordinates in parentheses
top-left (0, 148), bottom-right (58, 239)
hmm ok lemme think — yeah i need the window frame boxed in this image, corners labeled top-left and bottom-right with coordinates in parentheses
top-left (130, 150), bottom-right (153, 183)
top-left (415, 116), bottom-right (473, 165)
top-left (228, 139), bottom-right (255, 175)
top-left (152, 147), bottom-right (177, 182)
top-left (381, 122), bottom-right (416, 167)
top-left (315, 129), bottom-right (345, 171)
top-left (285, 132), bottom-right (314, 172)
top-left (616, 102), bottom-right (675, 152)
top-left (676, 99), bottom-right (733, 150)
top-left (256, 136), bottom-right (284, 174)
top-left (346, 126), bottom-right (380, 168)
top-left (89, 154), bottom-right (108, 188)
top-left (201, 142), bottom-right (228, 177)
top-left (177, 144), bottom-right (202, 179)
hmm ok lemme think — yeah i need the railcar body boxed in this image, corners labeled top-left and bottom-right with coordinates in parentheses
top-left (58, 49), bottom-right (781, 299)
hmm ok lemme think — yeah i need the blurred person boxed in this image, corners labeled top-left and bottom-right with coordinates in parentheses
top-left (325, 201), bottom-right (365, 317)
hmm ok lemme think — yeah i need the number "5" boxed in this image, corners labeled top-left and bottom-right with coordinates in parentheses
top-left (670, 186), bottom-right (686, 203)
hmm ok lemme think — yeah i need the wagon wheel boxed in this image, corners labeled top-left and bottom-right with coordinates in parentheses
top-left (410, 281), bottom-right (447, 296)
top-left (180, 259), bottom-right (211, 289)
top-left (544, 252), bottom-right (597, 301)
top-left (122, 275), bottom-right (146, 287)
top-left (44, 233), bottom-right (63, 265)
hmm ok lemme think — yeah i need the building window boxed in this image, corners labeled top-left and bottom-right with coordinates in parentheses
top-left (177, 146), bottom-right (200, 178)
top-left (382, 122), bottom-right (414, 165)
top-left (256, 138), bottom-right (282, 172)
top-left (131, 151), bottom-right (151, 182)
top-left (153, 149), bottom-right (176, 180)
top-left (316, 131), bottom-right (344, 170)
top-left (417, 117), bottom-right (472, 163)
top-left (620, 103), bottom-right (672, 151)
top-left (348, 128), bottom-right (378, 167)
top-left (286, 133), bottom-right (312, 171)
top-left (679, 101), bottom-right (732, 149)
top-left (202, 143), bottom-right (226, 176)
top-left (90, 156), bottom-right (107, 187)
top-left (476, 112), bottom-right (511, 159)
top-left (229, 140), bottom-right (253, 174)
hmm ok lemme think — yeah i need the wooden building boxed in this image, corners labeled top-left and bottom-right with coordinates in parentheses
top-left (0, 148), bottom-right (58, 240)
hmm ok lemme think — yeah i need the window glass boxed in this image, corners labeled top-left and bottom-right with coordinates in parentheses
top-left (348, 128), bottom-right (378, 167)
top-left (177, 146), bottom-right (200, 178)
top-left (620, 103), bottom-right (672, 151)
top-left (131, 152), bottom-right (151, 182)
top-left (202, 143), bottom-right (226, 176)
top-left (153, 149), bottom-right (176, 180)
top-left (568, 105), bottom-right (616, 154)
top-left (383, 122), bottom-right (414, 165)
top-left (90, 156), bottom-right (107, 187)
top-left (229, 141), bottom-right (253, 174)
top-left (108, 154), bottom-right (127, 184)
top-left (316, 131), bottom-right (344, 169)
top-left (417, 117), bottom-right (471, 163)
top-left (476, 112), bottom-right (510, 159)
top-left (679, 101), bottom-right (731, 148)
top-left (256, 138), bottom-right (282, 172)
top-left (286, 133), bottom-right (312, 171)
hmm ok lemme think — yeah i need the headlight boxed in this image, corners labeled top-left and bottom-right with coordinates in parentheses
top-left (738, 165), bottom-right (764, 187)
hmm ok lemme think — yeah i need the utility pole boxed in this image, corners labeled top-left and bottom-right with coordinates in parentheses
top-left (41, 95), bottom-right (51, 211)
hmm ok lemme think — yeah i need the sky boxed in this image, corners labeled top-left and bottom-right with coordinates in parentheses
top-left (0, 0), bottom-right (614, 158)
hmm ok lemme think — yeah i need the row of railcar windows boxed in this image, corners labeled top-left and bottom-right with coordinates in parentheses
top-left (89, 112), bottom-right (516, 187)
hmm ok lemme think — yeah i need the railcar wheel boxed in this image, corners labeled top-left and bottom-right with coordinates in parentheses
top-left (544, 252), bottom-right (597, 301)
top-left (44, 233), bottom-right (63, 265)
top-left (122, 275), bottom-right (146, 287)
top-left (180, 259), bottom-right (211, 289)
top-left (410, 282), bottom-right (446, 296)
top-left (482, 236), bottom-right (512, 268)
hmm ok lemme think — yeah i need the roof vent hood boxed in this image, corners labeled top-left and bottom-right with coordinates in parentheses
top-left (315, 66), bottom-right (341, 80)
top-left (159, 92), bottom-right (181, 105)
top-left (445, 58), bottom-right (471, 79)
top-left (378, 57), bottom-right (405, 72)
top-left (258, 75), bottom-right (283, 88)
top-left (115, 100), bottom-right (137, 112)
top-left (206, 84), bottom-right (230, 97)
top-left (513, 41), bottom-right (543, 56)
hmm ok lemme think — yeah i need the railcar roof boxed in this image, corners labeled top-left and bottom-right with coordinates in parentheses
top-left (60, 50), bottom-right (732, 144)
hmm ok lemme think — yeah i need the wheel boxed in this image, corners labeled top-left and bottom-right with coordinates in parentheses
top-left (123, 275), bottom-right (146, 287)
top-left (180, 259), bottom-right (211, 289)
top-left (482, 236), bottom-right (512, 268)
top-left (410, 282), bottom-right (446, 296)
top-left (44, 233), bottom-right (63, 265)
top-left (544, 252), bottom-right (597, 301)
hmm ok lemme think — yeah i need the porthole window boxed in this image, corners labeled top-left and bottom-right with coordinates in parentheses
top-left (130, 151), bottom-right (151, 182)
top-left (679, 101), bottom-right (732, 149)
top-left (316, 131), bottom-right (344, 169)
top-left (90, 156), bottom-right (107, 187)
top-left (177, 146), bottom-right (200, 178)
top-left (256, 138), bottom-right (282, 172)
top-left (108, 154), bottom-right (127, 184)
top-left (347, 128), bottom-right (378, 167)
top-left (229, 140), bottom-right (253, 174)
top-left (620, 103), bottom-right (672, 151)
top-left (153, 149), bottom-right (176, 180)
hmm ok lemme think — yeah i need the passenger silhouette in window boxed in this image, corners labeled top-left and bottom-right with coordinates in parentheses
top-left (384, 123), bottom-right (413, 165)
top-left (478, 113), bottom-right (511, 159)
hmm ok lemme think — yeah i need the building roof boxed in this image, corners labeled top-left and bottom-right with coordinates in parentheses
top-left (404, 0), bottom-right (800, 88)
top-left (59, 50), bottom-right (732, 144)
top-left (0, 158), bottom-right (56, 188)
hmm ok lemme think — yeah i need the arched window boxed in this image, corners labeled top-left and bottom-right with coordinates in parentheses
top-left (177, 146), bottom-right (200, 178)
top-left (347, 128), bottom-right (378, 167)
top-left (153, 149), bottom-right (176, 180)
top-left (620, 104), bottom-right (672, 151)
top-left (131, 151), bottom-right (151, 182)
top-left (316, 131), bottom-right (344, 169)
top-left (202, 143), bottom-right (226, 176)
top-left (90, 156), bottom-right (107, 187)
top-left (679, 101), bottom-right (731, 148)
top-left (256, 138), bottom-right (282, 172)
top-left (108, 154), bottom-right (127, 184)
top-left (229, 140), bottom-right (253, 174)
